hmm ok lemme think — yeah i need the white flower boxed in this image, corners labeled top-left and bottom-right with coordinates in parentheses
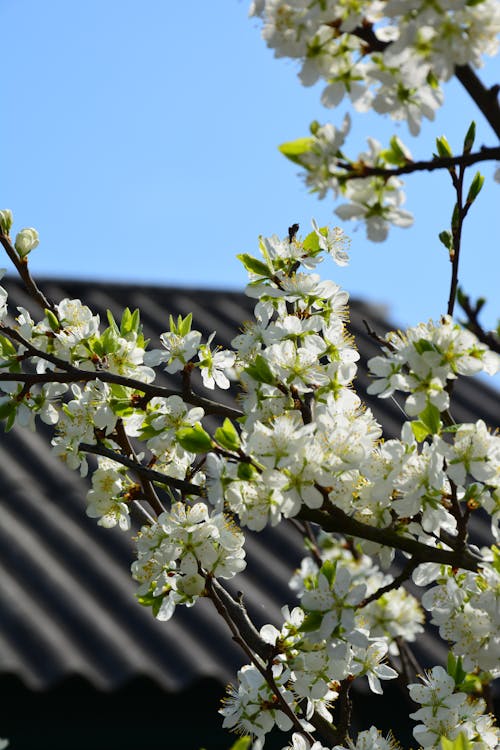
top-left (15, 227), bottom-right (39, 257)
top-left (198, 332), bottom-right (236, 389)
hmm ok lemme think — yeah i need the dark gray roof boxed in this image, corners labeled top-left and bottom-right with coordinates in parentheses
top-left (1, 276), bottom-right (498, 692)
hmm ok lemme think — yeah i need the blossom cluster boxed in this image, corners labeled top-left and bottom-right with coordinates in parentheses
top-left (132, 501), bottom-right (246, 621)
top-left (1, 213), bottom-right (500, 748)
top-left (250, 1), bottom-right (500, 126)
top-left (250, 1), bottom-right (500, 240)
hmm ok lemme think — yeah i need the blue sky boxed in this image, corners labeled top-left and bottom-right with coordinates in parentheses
top-left (2, 0), bottom-right (499, 330)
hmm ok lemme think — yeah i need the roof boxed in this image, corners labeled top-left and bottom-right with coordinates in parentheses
top-left (1, 276), bottom-right (499, 693)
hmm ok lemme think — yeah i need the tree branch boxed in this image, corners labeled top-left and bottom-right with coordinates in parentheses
top-left (79, 441), bottom-right (204, 497)
top-left (0, 324), bottom-right (244, 418)
top-left (299, 503), bottom-right (481, 572)
top-left (337, 146), bottom-right (500, 182)
top-left (0, 233), bottom-right (56, 313)
top-left (455, 65), bottom-right (500, 140)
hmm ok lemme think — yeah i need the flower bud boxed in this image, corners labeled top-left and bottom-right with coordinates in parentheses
top-left (14, 227), bottom-right (39, 258)
top-left (0, 209), bottom-right (13, 235)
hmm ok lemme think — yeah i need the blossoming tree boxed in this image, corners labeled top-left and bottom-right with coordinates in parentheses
top-left (1, 2), bottom-right (500, 749)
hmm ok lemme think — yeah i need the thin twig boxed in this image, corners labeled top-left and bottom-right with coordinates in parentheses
top-left (299, 501), bottom-right (481, 572)
top-left (0, 324), bottom-right (243, 418)
top-left (79, 441), bottom-right (204, 496)
top-left (359, 557), bottom-right (420, 608)
top-left (113, 419), bottom-right (166, 515)
top-left (336, 146), bottom-right (500, 182)
top-left (0, 234), bottom-right (56, 313)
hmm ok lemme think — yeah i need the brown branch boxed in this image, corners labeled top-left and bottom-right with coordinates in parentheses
top-left (331, 678), bottom-right (353, 746)
top-left (458, 292), bottom-right (500, 354)
top-left (455, 65), bottom-right (500, 140)
top-left (359, 557), bottom-right (420, 608)
top-left (0, 325), bottom-right (244, 418)
top-left (113, 419), bottom-right (166, 515)
top-left (79, 441), bottom-right (204, 496)
top-left (0, 234), bottom-right (56, 313)
top-left (298, 503), bottom-right (481, 572)
top-left (336, 146), bottom-right (500, 182)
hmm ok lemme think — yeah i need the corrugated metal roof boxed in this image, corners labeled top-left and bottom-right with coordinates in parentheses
top-left (0, 276), bottom-right (498, 692)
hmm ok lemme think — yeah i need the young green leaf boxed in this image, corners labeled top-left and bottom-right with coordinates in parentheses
top-left (236, 253), bottom-right (270, 278)
top-left (244, 354), bottom-right (275, 385)
top-left (463, 121), bottom-right (476, 154)
top-left (278, 136), bottom-right (314, 165)
top-left (214, 418), bottom-right (241, 452)
top-left (419, 402), bottom-right (442, 435)
top-left (466, 172), bottom-right (484, 205)
top-left (176, 422), bottom-right (213, 453)
top-left (411, 420), bottom-right (430, 442)
top-left (436, 135), bottom-right (453, 158)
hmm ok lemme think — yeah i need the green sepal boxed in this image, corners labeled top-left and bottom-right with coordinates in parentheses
top-left (299, 610), bottom-right (323, 633)
top-left (106, 309), bottom-right (120, 336)
top-left (319, 559), bottom-right (337, 586)
top-left (463, 121), bottom-right (476, 154)
top-left (237, 462), bottom-right (255, 480)
top-left (278, 136), bottom-right (314, 165)
top-left (45, 308), bottom-right (61, 333)
top-left (244, 354), bottom-right (275, 385)
top-left (438, 230), bottom-right (453, 250)
top-left (466, 172), bottom-right (484, 205)
top-left (413, 338), bottom-right (435, 355)
top-left (214, 418), bottom-right (240, 452)
top-left (137, 589), bottom-right (165, 618)
top-left (176, 422), bottom-right (213, 453)
top-left (0, 400), bottom-right (17, 431)
top-left (382, 135), bottom-right (412, 166)
top-left (302, 229), bottom-right (325, 255)
top-left (109, 399), bottom-right (136, 417)
top-left (440, 734), bottom-right (471, 750)
top-left (236, 253), bottom-right (270, 278)
top-left (418, 402), bottom-right (442, 435)
top-left (447, 652), bottom-right (467, 685)
top-left (228, 737), bottom-right (252, 750)
top-left (410, 420), bottom-right (430, 442)
top-left (436, 135), bottom-right (453, 158)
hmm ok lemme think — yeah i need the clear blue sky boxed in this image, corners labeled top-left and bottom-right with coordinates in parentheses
top-left (2, 0), bottom-right (499, 330)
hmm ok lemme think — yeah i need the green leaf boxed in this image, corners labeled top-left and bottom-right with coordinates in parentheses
top-left (106, 309), bottom-right (120, 335)
top-left (302, 229), bottom-right (322, 255)
top-left (176, 422), bottom-right (213, 453)
top-left (244, 354), bottom-right (275, 385)
top-left (436, 135), bottom-right (453, 158)
top-left (463, 121), bottom-right (476, 154)
top-left (413, 339), bottom-right (435, 355)
top-left (299, 611), bottom-right (323, 633)
top-left (228, 738), bottom-right (252, 750)
top-left (0, 399), bottom-right (16, 423)
top-left (179, 313), bottom-right (193, 337)
top-left (466, 172), bottom-right (484, 204)
top-left (120, 307), bottom-right (133, 336)
top-left (438, 230), bottom-right (453, 250)
top-left (278, 136), bottom-right (314, 165)
top-left (0, 335), bottom-right (17, 357)
top-left (320, 559), bottom-right (337, 586)
top-left (419, 402), bottom-right (442, 435)
top-left (45, 308), bottom-right (60, 333)
top-left (447, 653), bottom-right (466, 685)
top-left (237, 462), bottom-right (255, 480)
top-left (214, 418), bottom-right (240, 452)
top-left (236, 253), bottom-right (270, 277)
top-left (411, 420), bottom-right (430, 442)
